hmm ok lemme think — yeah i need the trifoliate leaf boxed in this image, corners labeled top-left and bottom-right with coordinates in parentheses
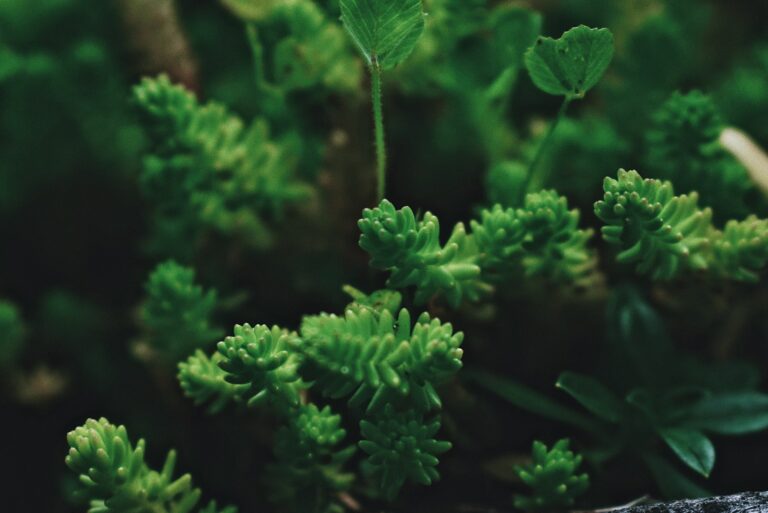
top-left (339, 0), bottom-right (425, 70)
top-left (524, 25), bottom-right (614, 99)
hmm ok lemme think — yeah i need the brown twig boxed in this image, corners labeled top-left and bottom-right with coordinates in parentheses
top-left (116, 0), bottom-right (200, 92)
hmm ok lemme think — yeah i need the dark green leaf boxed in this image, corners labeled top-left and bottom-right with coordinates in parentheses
top-left (642, 453), bottom-right (710, 499)
top-left (465, 369), bottom-right (601, 434)
top-left (524, 25), bottom-right (614, 99)
top-left (556, 372), bottom-right (623, 423)
top-left (339, 0), bottom-right (425, 70)
top-left (659, 428), bottom-right (715, 477)
top-left (682, 392), bottom-right (768, 435)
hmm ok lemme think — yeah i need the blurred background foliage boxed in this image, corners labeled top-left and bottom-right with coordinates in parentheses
top-left (2, 0), bottom-right (768, 511)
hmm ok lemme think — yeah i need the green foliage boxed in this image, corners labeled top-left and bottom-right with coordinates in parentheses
top-left (298, 306), bottom-right (464, 413)
top-left (360, 405), bottom-right (451, 500)
top-left (595, 169), bottom-right (712, 279)
top-left (473, 190), bottom-right (596, 285)
top-left (216, 324), bottom-right (303, 408)
top-left (596, 169), bottom-right (768, 281)
top-left (531, 116), bottom-right (630, 205)
top-left (65, 418), bottom-right (235, 513)
top-left (233, 0), bottom-right (362, 94)
top-left (711, 216), bottom-right (768, 282)
top-left (133, 75), bottom-right (310, 258)
top-left (472, 286), bottom-right (768, 494)
top-left (514, 439), bottom-right (589, 511)
top-left (340, 0), bottom-right (425, 70)
top-left (716, 43), bottom-right (768, 144)
top-left (486, 161), bottom-right (528, 208)
top-left (359, 199), bottom-right (490, 306)
top-left (175, 288), bottom-right (461, 503)
top-left (360, 196), bottom-right (596, 305)
top-left (267, 404), bottom-right (356, 513)
top-left (140, 261), bottom-right (223, 364)
top-left (341, 285), bottom-right (403, 316)
top-left (524, 25), bottom-right (614, 100)
top-left (178, 350), bottom-right (246, 414)
top-left (645, 91), bottom-right (751, 221)
top-left (0, 299), bottom-right (24, 370)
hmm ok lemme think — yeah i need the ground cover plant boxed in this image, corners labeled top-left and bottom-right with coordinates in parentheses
top-left (3, 0), bottom-right (768, 512)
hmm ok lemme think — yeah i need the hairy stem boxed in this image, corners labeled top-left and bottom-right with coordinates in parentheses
top-left (371, 63), bottom-right (387, 201)
top-left (522, 97), bottom-right (571, 200)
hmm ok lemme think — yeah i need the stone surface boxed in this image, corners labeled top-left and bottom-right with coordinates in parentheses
top-left (612, 492), bottom-right (768, 513)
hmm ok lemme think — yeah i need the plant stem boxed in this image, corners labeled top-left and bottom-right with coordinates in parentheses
top-left (522, 97), bottom-right (571, 200)
top-left (371, 63), bottom-right (387, 201)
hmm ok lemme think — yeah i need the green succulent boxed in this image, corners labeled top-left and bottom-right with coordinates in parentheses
top-left (645, 90), bottom-right (751, 221)
top-left (65, 418), bottom-right (235, 513)
top-left (133, 75), bottom-right (310, 258)
top-left (140, 260), bottom-right (223, 364)
top-left (178, 350), bottom-right (246, 414)
top-left (359, 199), bottom-right (491, 307)
top-left (216, 323), bottom-right (303, 408)
top-left (359, 405), bottom-right (452, 500)
top-left (514, 439), bottom-right (589, 511)
top-left (472, 191), bottom-right (596, 285)
top-left (266, 404), bottom-right (356, 513)
top-left (711, 216), bottom-right (768, 282)
top-left (297, 306), bottom-right (464, 413)
top-left (595, 169), bottom-right (712, 279)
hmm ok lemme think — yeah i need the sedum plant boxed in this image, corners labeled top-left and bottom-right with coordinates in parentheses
top-left (133, 75), bottom-right (310, 258)
top-left (38, 1), bottom-right (768, 512)
top-left (596, 169), bottom-right (768, 281)
top-left (175, 288), bottom-right (462, 510)
top-left (514, 439), bottom-right (589, 511)
top-left (359, 191), bottom-right (597, 307)
top-left (645, 90), bottom-right (752, 221)
top-left (65, 417), bottom-right (235, 513)
top-left (138, 260), bottom-right (223, 364)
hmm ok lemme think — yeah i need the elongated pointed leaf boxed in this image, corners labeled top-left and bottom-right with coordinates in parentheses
top-left (642, 453), bottom-right (710, 499)
top-left (339, 0), bottom-right (425, 70)
top-left (556, 371), bottom-right (623, 423)
top-left (659, 428), bottom-right (715, 477)
top-left (465, 369), bottom-right (601, 434)
top-left (683, 392), bottom-right (768, 435)
top-left (524, 25), bottom-right (614, 99)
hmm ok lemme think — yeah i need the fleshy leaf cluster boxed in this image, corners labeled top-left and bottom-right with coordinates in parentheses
top-left (596, 169), bottom-right (768, 281)
top-left (297, 306), bottom-right (464, 413)
top-left (65, 418), bottom-right (235, 513)
top-left (360, 194), bottom-right (596, 306)
top-left (133, 75), bottom-right (310, 258)
top-left (360, 405), bottom-right (452, 500)
top-left (267, 404), bottom-right (356, 513)
top-left (645, 90), bottom-right (751, 221)
top-left (216, 324), bottom-right (303, 408)
top-left (514, 439), bottom-right (589, 511)
top-left (140, 261), bottom-right (223, 364)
